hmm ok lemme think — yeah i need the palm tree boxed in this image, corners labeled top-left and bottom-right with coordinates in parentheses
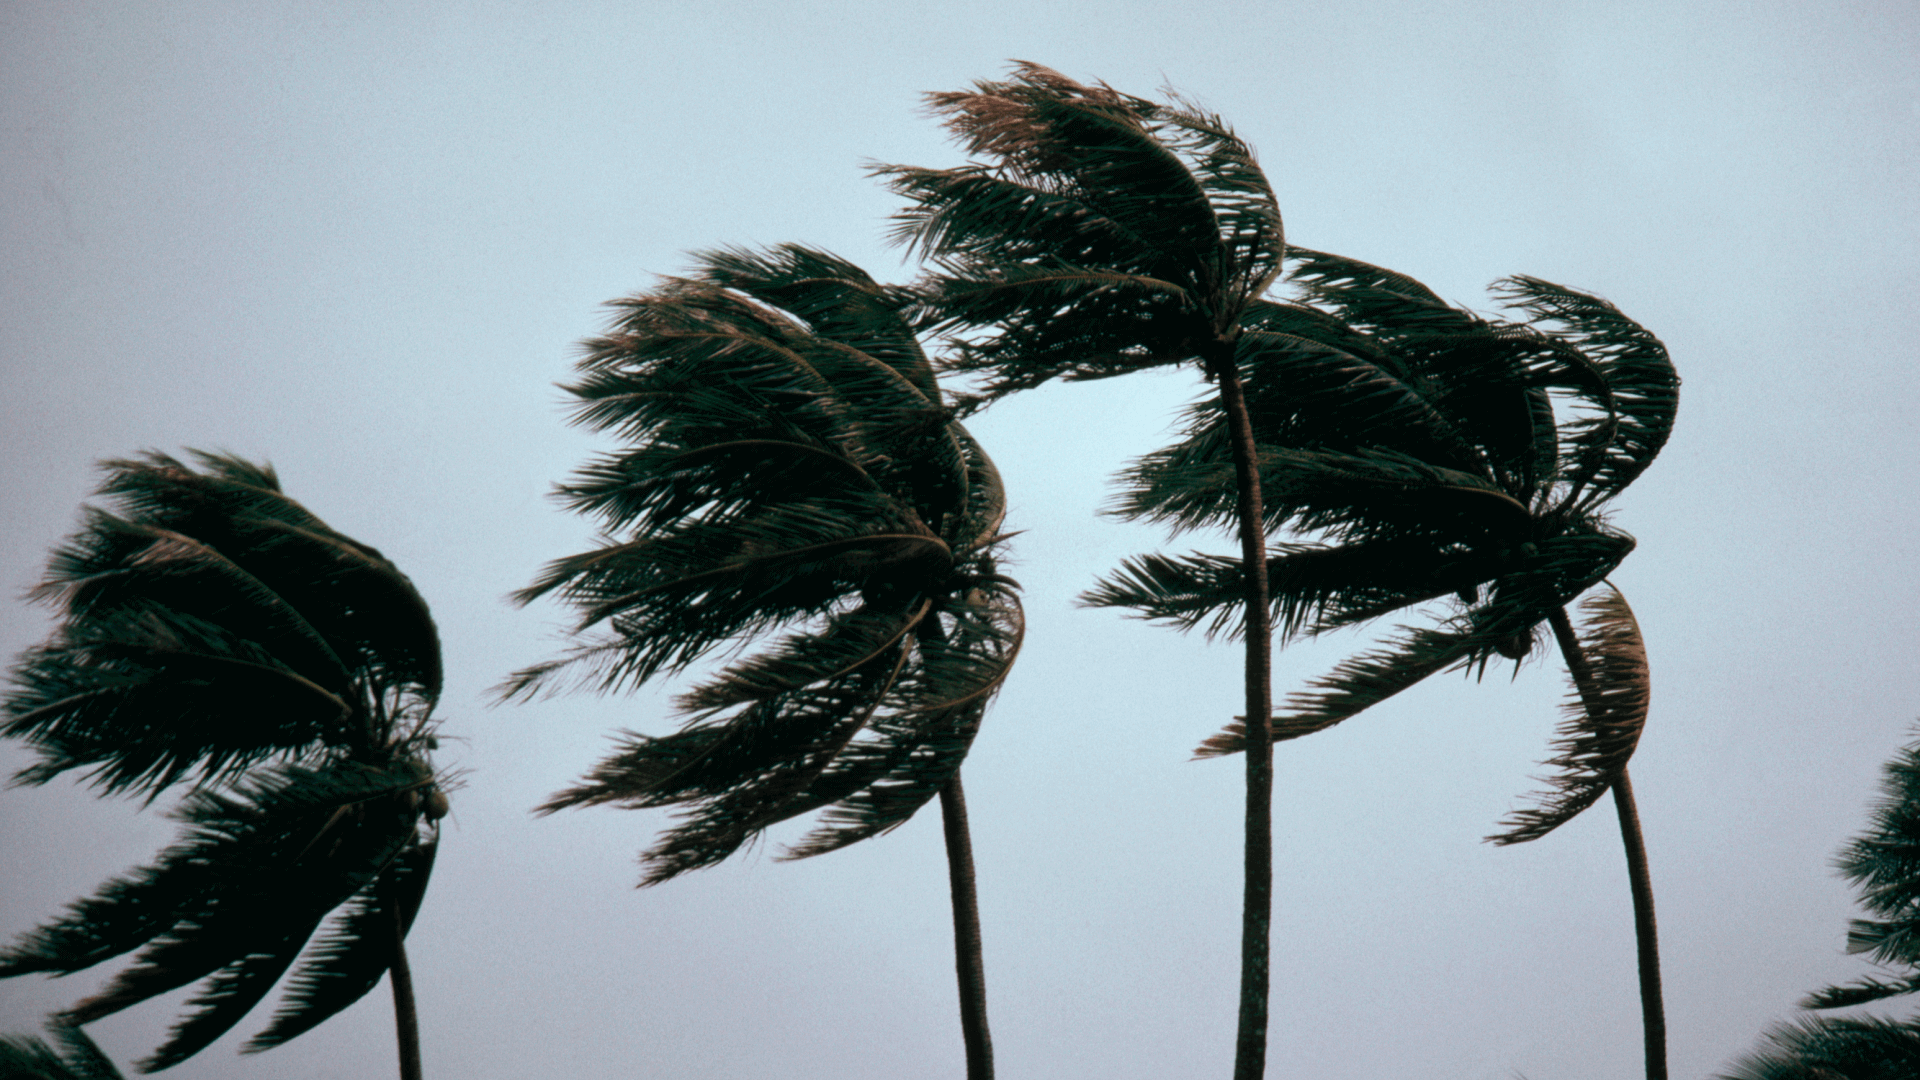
top-left (875, 63), bottom-right (1288, 1080)
top-left (1085, 248), bottom-right (1678, 1077)
top-left (0, 1022), bottom-right (126, 1080)
top-left (0, 452), bottom-right (447, 1079)
top-left (501, 244), bottom-right (1022, 1080)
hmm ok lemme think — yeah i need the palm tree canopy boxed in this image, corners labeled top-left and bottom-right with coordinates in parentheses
top-left (506, 244), bottom-right (1022, 885)
top-left (876, 62), bottom-right (1285, 405)
top-left (1084, 249), bottom-right (1678, 841)
top-left (0, 452), bottom-right (446, 1072)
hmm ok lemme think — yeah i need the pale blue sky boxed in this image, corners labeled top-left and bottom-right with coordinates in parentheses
top-left (3, 2), bottom-right (1917, 1077)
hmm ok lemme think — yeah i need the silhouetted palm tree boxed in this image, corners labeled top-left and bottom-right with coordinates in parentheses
top-left (0, 452), bottom-right (447, 1078)
top-left (503, 245), bottom-right (1021, 1080)
top-left (1086, 248), bottom-right (1678, 1078)
top-left (876, 64), bottom-right (1289, 1080)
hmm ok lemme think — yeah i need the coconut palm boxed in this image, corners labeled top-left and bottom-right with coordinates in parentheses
top-left (875, 63), bottom-right (1288, 1080)
top-left (502, 244), bottom-right (1022, 1080)
top-left (0, 452), bottom-right (447, 1078)
top-left (1085, 248), bottom-right (1678, 1077)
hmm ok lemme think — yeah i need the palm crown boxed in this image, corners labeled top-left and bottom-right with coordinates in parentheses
top-left (0, 452), bottom-right (446, 1072)
top-left (1087, 248), bottom-right (1678, 841)
top-left (505, 244), bottom-right (1022, 883)
top-left (877, 62), bottom-right (1285, 404)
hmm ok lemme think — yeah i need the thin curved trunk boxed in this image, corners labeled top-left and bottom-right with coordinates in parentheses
top-left (1547, 606), bottom-right (1666, 1080)
top-left (939, 773), bottom-right (994, 1080)
top-left (389, 897), bottom-right (423, 1080)
top-left (1211, 349), bottom-right (1276, 1080)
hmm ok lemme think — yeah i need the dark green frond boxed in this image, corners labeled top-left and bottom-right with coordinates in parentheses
top-left (243, 836), bottom-right (437, 1054)
top-left (1719, 1015), bottom-right (1920, 1080)
top-left (0, 1024), bottom-right (126, 1080)
top-left (1803, 971), bottom-right (1920, 1010)
top-left (1195, 528), bottom-right (1633, 756)
top-left (1494, 276), bottom-right (1679, 508)
top-left (1085, 538), bottom-right (1504, 645)
top-left (1490, 584), bottom-right (1651, 845)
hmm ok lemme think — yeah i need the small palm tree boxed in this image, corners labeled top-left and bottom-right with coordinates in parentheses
top-left (876, 63), bottom-right (1289, 1080)
top-left (1086, 248), bottom-right (1678, 1077)
top-left (0, 452), bottom-right (447, 1078)
top-left (503, 245), bottom-right (1022, 1080)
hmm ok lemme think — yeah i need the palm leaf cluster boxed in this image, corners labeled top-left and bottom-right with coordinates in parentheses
top-left (0, 452), bottom-right (446, 1072)
top-left (1086, 248), bottom-right (1678, 842)
top-left (506, 244), bottom-right (1022, 884)
top-left (877, 61), bottom-right (1285, 403)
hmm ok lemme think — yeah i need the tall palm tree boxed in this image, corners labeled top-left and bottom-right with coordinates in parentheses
top-left (0, 452), bottom-right (447, 1079)
top-left (1085, 248), bottom-right (1678, 1077)
top-left (876, 63), bottom-right (1288, 1080)
top-left (502, 244), bottom-right (1022, 1080)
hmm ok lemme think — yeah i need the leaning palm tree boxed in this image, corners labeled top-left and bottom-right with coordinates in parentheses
top-left (1085, 248), bottom-right (1678, 1078)
top-left (876, 63), bottom-right (1288, 1080)
top-left (502, 244), bottom-right (1021, 1080)
top-left (0, 452), bottom-right (447, 1079)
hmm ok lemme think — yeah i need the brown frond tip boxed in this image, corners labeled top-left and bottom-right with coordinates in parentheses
top-left (923, 62), bottom-right (1134, 161)
top-left (1190, 713), bottom-right (1340, 759)
top-left (1488, 585), bottom-right (1650, 845)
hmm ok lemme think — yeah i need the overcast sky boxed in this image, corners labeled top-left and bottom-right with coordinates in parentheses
top-left (3, 2), bottom-right (1917, 1078)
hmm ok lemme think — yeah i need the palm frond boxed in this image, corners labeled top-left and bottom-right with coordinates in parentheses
top-left (1195, 528), bottom-right (1633, 756)
top-left (1490, 584), bottom-right (1650, 845)
top-left (1493, 276), bottom-right (1679, 510)
top-left (1719, 1014), bottom-right (1920, 1080)
top-left (243, 836), bottom-right (437, 1054)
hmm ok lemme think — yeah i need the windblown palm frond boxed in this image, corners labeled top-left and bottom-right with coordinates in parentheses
top-left (1719, 1015), bottom-right (1920, 1080)
top-left (509, 244), bottom-right (1022, 885)
top-left (1, 452), bottom-right (447, 1072)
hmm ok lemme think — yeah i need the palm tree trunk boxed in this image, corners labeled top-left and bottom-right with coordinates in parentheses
top-left (1547, 606), bottom-right (1666, 1080)
top-left (1209, 347), bottom-right (1276, 1080)
top-left (1610, 768), bottom-right (1666, 1080)
top-left (389, 897), bottom-right (423, 1080)
top-left (938, 773), bottom-right (994, 1080)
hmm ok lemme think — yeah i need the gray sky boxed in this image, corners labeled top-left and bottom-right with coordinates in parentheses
top-left (2, 2), bottom-right (1917, 1077)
